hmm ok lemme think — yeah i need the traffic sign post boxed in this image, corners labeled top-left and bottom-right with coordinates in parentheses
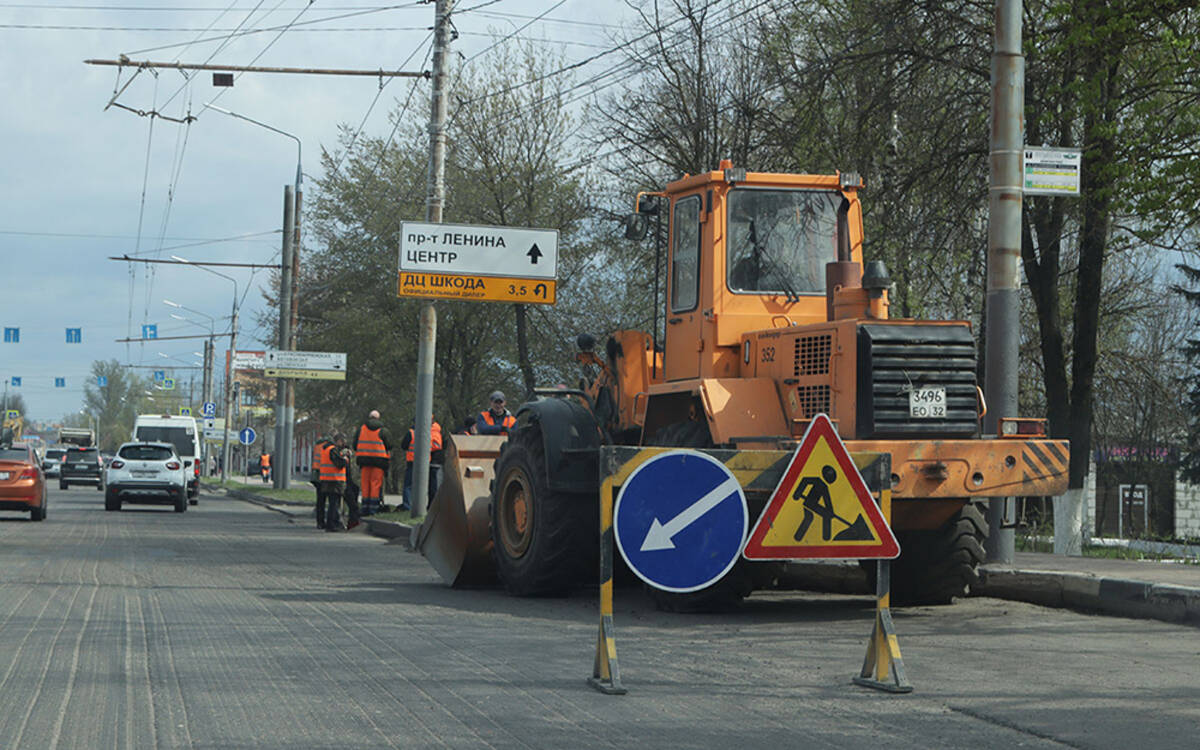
top-left (397, 221), bottom-right (559, 304)
top-left (264, 350), bottom-right (347, 380)
top-left (614, 450), bottom-right (748, 593)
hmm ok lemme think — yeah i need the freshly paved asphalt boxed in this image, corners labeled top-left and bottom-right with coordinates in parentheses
top-left (0, 486), bottom-right (1197, 749)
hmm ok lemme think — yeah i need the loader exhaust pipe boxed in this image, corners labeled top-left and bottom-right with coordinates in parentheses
top-left (413, 434), bottom-right (507, 586)
top-left (826, 197), bottom-right (861, 321)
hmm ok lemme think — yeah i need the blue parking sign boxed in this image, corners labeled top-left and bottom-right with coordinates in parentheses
top-left (97, 376), bottom-right (107, 387)
top-left (201, 401), bottom-right (217, 418)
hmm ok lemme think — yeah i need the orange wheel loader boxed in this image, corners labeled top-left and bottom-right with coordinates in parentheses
top-left (416, 162), bottom-right (1069, 610)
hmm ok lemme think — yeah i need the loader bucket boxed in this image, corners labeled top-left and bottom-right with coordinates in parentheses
top-left (414, 434), bottom-right (506, 587)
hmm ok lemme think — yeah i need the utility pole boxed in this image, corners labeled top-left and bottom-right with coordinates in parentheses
top-left (983, 0), bottom-right (1023, 564)
top-left (221, 308), bottom-right (239, 483)
top-left (411, 0), bottom-right (455, 519)
top-left (275, 185), bottom-right (294, 489)
top-left (284, 182), bottom-right (301, 489)
top-left (202, 336), bottom-right (213, 475)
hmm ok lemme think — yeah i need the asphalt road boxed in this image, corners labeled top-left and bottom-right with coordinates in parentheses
top-left (0, 486), bottom-right (1197, 750)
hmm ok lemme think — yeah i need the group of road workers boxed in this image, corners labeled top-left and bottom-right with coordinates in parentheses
top-left (309, 391), bottom-right (517, 532)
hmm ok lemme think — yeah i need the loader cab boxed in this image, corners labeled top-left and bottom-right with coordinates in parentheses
top-left (659, 163), bottom-right (865, 382)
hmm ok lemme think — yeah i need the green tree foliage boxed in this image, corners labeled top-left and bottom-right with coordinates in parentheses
top-left (80, 360), bottom-right (150, 452)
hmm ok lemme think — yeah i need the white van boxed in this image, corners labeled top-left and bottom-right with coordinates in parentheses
top-left (133, 414), bottom-right (200, 503)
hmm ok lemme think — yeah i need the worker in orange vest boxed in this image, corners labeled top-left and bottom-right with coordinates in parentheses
top-left (352, 409), bottom-right (394, 516)
top-left (310, 436), bottom-right (331, 528)
top-left (399, 420), bottom-right (442, 512)
top-left (259, 452), bottom-right (271, 483)
top-left (316, 432), bottom-right (350, 531)
top-left (475, 391), bottom-right (516, 435)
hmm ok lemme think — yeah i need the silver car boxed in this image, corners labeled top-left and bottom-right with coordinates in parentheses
top-left (105, 442), bottom-right (188, 513)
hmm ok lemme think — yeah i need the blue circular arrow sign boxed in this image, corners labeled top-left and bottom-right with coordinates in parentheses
top-left (614, 450), bottom-right (748, 593)
top-left (238, 427), bottom-right (257, 446)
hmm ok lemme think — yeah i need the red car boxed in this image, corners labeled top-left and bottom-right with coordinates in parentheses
top-left (0, 443), bottom-right (48, 521)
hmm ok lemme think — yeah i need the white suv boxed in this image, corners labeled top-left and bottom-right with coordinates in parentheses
top-left (105, 442), bottom-right (188, 513)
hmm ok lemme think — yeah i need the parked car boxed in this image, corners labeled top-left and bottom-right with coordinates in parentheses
top-left (60, 446), bottom-right (103, 490)
top-left (105, 442), bottom-right (188, 512)
top-left (0, 443), bottom-right (48, 521)
top-left (42, 447), bottom-right (67, 478)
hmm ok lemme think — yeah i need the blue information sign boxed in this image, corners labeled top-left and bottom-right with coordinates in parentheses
top-left (97, 375), bottom-right (107, 387)
top-left (613, 450), bottom-right (748, 593)
top-left (238, 427), bottom-right (257, 446)
top-left (153, 370), bottom-right (165, 382)
top-left (201, 401), bottom-right (216, 418)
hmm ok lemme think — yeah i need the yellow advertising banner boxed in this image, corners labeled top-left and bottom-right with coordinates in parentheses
top-left (396, 272), bottom-right (556, 305)
top-left (263, 368), bottom-right (347, 381)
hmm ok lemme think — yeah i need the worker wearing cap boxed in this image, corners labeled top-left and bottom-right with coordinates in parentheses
top-left (353, 409), bottom-right (394, 517)
top-left (475, 391), bottom-right (516, 435)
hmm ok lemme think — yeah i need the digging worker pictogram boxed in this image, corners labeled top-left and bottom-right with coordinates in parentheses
top-left (791, 464), bottom-right (873, 542)
top-left (353, 410), bottom-right (394, 516)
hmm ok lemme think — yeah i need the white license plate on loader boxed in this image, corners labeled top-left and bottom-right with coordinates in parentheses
top-left (909, 387), bottom-right (946, 418)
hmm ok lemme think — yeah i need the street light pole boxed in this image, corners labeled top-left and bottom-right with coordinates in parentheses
top-left (203, 102), bottom-right (301, 489)
top-left (165, 300), bottom-right (219, 476)
top-left (171, 256), bottom-right (238, 483)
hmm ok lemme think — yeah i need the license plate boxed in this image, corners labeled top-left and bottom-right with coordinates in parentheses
top-left (76, 463), bottom-right (89, 468)
top-left (0, 472), bottom-right (8, 480)
top-left (909, 387), bottom-right (946, 418)
top-left (131, 470), bottom-right (157, 478)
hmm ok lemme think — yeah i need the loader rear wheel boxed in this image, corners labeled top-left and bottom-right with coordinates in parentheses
top-left (490, 424), bottom-right (593, 596)
top-left (642, 419), bottom-right (756, 613)
top-left (874, 502), bottom-right (989, 605)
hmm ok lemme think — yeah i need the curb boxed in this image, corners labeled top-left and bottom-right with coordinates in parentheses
top-left (221, 486), bottom-right (313, 519)
top-left (363, 518), bottom-right (415, 545)
top-left (976, 567), bottom-right (1200, 626)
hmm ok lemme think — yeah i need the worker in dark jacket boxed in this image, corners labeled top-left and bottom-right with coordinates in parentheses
top-left (317, 432), bottom-right (350, 531)
top-left (353, 410), bottom-right (394, 516)
top-left (475, 391), bottom-right (516, 435)
top-left (399, 420), bottom-right (443, 512)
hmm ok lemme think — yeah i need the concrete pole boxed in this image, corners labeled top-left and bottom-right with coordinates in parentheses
top-left (283, 185), bottom-right (301, 489)
top-left (221, 306), bottom-right (238, 483)
top-left (203, 336), bottom-right (213, 475)
top-left (983, 0), bottom-right (1024, 564)
top-left (275, 185), bottom-right (294, 489)
top-left (411, 0), bottom-right (455, 518)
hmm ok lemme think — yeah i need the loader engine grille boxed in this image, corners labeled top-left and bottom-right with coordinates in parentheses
top-left (798, 384), bottom-right (831, 418)
top-left (856, 323), bottom-right (980, 438)
top-left (794, 334), bottom-right (832, 376)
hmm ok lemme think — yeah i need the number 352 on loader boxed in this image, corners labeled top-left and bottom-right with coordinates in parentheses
top-left (416, 161), bottom-right (1069, 611)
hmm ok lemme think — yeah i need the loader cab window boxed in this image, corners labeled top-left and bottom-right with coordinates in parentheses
top-left (727, 188), bottom-right (840, 295)
top-left (670, 195), bottom-right (702, 312)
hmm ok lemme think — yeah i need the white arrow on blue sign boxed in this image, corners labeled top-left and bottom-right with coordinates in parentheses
top-left (201, 401), bottom-right (217, 418)
top-left (238, 427), bottom-right (257, 446)
top-left (613, 449), bottom-right (748, 593)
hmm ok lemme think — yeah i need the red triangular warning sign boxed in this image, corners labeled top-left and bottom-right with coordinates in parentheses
top-left (743, 414), bottom-right (899, 561)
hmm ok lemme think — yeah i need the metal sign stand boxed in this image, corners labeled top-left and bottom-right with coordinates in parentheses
top-left (852, 560), bottom-right (913, 694)
top-left (587, 473), bottom-right (627, 695)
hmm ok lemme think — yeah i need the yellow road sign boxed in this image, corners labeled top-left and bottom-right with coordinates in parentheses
top-left (263, 367), bottom-right (347, 381)
top-left (396, 272), bottom-right (556, 304)
top-left (743, 414), bottom-right (899, 560)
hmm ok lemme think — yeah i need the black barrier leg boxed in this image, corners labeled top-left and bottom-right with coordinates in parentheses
top-left (852, 559), bottom-right (913, 693)
top-left (588, 476), bottom-right (627, 695)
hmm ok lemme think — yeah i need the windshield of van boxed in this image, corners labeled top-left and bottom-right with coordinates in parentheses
top-left (135, 427), bottom-right (196, 458)
top-left (726, 189), bottom-right (841, 295)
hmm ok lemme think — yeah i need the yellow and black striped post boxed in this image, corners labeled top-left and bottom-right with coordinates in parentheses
top-left (853, 487), bottom-right (913, 693)
top-left (587, 474), bottom-right (627, 695)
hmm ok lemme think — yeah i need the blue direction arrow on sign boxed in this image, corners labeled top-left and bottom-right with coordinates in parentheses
top-left (201, 401), bottom-right (216, 418)
top-left (238, 427), bottom-right (257, 446)
top-left (614, 450), bottom-right (748, 593)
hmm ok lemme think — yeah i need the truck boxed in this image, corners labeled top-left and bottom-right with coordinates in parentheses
top-left (418, 162), bottom-right (1070, 610)
top-left (58, 426), bottom-right (95, 447)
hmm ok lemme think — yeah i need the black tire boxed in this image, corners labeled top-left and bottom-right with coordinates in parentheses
top-left (59, 480), bottom-right (68, 491)
top-left (489, 424), bottom-right (595, 596)
top-left (875, 502), bottom-right (989, 605)
top-left (642, 419), bottom-right (759, 613)
top-left (31, 495), bottom-right (46, 522)
top-left (96, 482), bottom-right (104, 491)
top-left (105, 490), bottom-right (120, 511)
top-left (174, 492), bottom-right (187, 513)
top-left (189, 498), bottom-right (198, 506)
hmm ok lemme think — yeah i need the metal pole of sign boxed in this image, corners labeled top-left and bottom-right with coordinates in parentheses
top-left (983, 0), bottom-right (1024, 564)
top-left (410, 0), bottom-right (455, 519)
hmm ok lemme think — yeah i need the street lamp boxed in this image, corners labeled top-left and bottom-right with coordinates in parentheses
top-left (163, 300), bottom-right (219, 475)
top-left (171, 255), bottom-right (238, 482)
top-left (202, 102), bottom-right (302, 489)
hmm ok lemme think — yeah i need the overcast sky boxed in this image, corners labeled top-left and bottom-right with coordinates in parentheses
top-left (0, 0), bottom-right (626, 423)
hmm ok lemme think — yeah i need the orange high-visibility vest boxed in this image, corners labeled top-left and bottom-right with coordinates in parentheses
top-left (355, 424), bottom-right (388, 459)
top-left (316, 443), bottom-right (346, 482)
top-left (479, 410), bottom-right (516, 432)
top-left (261, 453), bottom-right (271, 467)
top-left (406, 422), bottom-right (443, 462)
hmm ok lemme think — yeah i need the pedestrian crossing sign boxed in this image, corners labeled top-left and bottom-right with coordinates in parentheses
top-left (743, 414), bottom-right (899, 561)
top-left (179, 406), bottom-right (192, 417)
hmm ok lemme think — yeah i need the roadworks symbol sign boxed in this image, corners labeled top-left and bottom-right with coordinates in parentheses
top-left (743, 414), bottom-right (899, 561)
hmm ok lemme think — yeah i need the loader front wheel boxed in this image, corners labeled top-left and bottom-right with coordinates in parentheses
top-left (490, 424), bottom-right (593, 596)
top-left (875, 501), bottom-right (989, 605)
